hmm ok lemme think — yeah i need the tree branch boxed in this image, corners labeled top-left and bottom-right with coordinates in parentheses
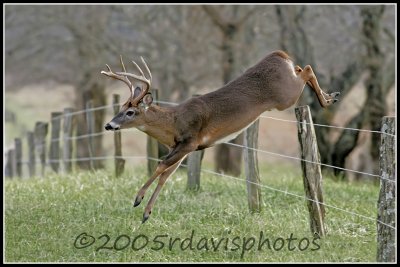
top-left (202, 5), bottom-right (227, 32)
top-left (383, 56), bottom-right (395, 95)
top-left (236, 7), bottom-right (257, 27)
top-left (331, 109), bottom-right (364, 176)
top-left (329, 60), bottom-right (364, 107)
top-left (383, 26), bottom-right (395, 43)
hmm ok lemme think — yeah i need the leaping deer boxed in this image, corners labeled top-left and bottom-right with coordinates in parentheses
top-left (101, 50), bottom-right (340, 223)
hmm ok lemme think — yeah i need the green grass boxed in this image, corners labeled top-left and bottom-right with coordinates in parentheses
top-left (5, 164), bottom-right (380, 262)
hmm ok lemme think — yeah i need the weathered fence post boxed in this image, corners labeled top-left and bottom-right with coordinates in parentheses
top-left (5, 150), bottom-right (13, 178)
top-left (14, 138), bottom-right (22, 177)
top-left (377, 116), bottom-right (396, 262)
top-left (27, 131), bottom-right (35, 177)
top-left (86, 101), bottom-right (95, 170)
top-left (11, 149), bottom-right (17, 178)
top-left (113, 94), bottom-right (125, 177)
top-left (187, 150), bottom-right (203, 190)
top-left (147, 89), bottom-right (159, 176)
top-left (63, 108), bottom-right (74, 173)
top-left (244, 119), bottom-right (262, 212)
top-left (34, 121), bottom-right (48, 176)
top-left (186, 93), bottom-right (205, 190)
top-left (49, 112), bottom-right (62, 172)
top-left (5, 149), bottom-right (15, 178)
top-left (295, 105), bottom-right (326, 237)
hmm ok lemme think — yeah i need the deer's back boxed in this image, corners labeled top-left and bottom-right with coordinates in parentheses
top-left (199, 50), bottom-right (302, 121)
top-left (174, 50), bottom-right (304, 148)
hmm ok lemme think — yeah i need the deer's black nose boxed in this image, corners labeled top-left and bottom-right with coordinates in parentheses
top-left (105, 123), bottom-right (113, 130)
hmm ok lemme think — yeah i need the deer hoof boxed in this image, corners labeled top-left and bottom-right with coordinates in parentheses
top-left (142, 211), bottom-right (151, 224)
top-left (330, 92), bottom-right (340, 98)
top-left (329, 91), bottom-right (340, 104)
top-left (133, 195), bottom-right (144, 207)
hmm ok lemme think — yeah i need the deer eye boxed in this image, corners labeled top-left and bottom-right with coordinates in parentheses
top-left (126, 110), bottom-right (135, 117)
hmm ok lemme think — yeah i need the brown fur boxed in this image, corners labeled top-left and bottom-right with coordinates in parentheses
top-left (103, 50), bottom-right (340, 222)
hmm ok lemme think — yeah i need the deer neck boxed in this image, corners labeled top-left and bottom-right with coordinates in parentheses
top-left (139, 105), bottom-right (176, 147)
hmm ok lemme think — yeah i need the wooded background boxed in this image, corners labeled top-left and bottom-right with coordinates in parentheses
top-left (5, 4), bottom-right (396, 180)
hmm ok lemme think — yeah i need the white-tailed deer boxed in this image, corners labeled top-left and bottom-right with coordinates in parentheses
top-left (101, 50), bottom-right (340, 223)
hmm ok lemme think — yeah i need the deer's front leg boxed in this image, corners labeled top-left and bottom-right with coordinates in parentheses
top-left (136, 140), bottom-right (197, 223)
top-left (133, 165), bottom-right (168, 208)
top-left (133, 141), bottom-right (196, 208)
top-left (298, 65), bottom-right (340, 107)
top-left (141, 155), bottom-right (187, 223)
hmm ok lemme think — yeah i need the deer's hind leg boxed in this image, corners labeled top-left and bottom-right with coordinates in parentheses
top-left (296, 65), bottom-right (340, 108)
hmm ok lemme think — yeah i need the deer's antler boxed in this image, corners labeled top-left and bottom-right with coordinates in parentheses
top-left (116, 57), bottom-right (152, 106)
top-left (101, 55), bottom-right (133, 96)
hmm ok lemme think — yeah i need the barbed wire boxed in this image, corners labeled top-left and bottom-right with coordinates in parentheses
top-left (14, 125), bottom-right (394, 183)
top-left (50, 103), bottom-right (117, 121)
top-left (31, 128), bottom-right (140, 151)
top-left (39, 100), bottom-right (396, 137)
top-left (224, 142), bottom-right (393, 183)
top-left (6, 98), bottom-right (396, 185)
top-left (195, 165), bottom-right (396, 231)
top-left (14, 154), bottom-right (395, 231)
top-left (258, 115), bottom-right (396, 137)
top-left (30, 98), bottom-right (396, 172)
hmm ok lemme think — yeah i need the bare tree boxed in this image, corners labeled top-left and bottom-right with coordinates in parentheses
top-left (6, 5), bottom-right (394, 178)
top-left (5, 5), bottom-right (122, 169)
top-left (202, 5), bottom-right (256, 176)
top-left (359, 6), bottom-right (393, 172)
top-left (275, 5), bottom-right (395, 178)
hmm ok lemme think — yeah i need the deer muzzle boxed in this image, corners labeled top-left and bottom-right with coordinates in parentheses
top-left (104, 122), bottom-right (120, 131)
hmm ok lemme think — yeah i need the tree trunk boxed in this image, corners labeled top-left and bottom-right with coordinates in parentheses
top-left (331, 111), bottom-right (363, 177)
top-left (275, 6), bottom-right (367, 175)
top-left (275, 6), bottom-right (332, 167)
top-left (202, 6), bottom-right (251, 177)
top-left (361, 6), bottom-right (386, 175)
top-left (275, 6), bottom-right (318, 106)
top-left (75, 73), bottom-right (106, 170)
top-left (214, 23), bottom-right (243, 177)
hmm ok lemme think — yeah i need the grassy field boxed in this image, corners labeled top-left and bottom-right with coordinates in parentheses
top-left (5, 164), bottom-right (380, 263)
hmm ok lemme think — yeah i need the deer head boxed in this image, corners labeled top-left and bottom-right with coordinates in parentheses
top-left (101, 56), bottom-right (153, 131)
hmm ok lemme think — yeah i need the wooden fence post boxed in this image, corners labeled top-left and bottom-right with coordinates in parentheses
top-left (187, 150), bottom-right (203, 190)
top-left (5, 149), bottom-right (15, 178)
top-left (14, 138), bottom-right (22, 177)
top-left (147, 89), bottom-right (159, 176)
top-left (186, 93), bottom-right (205, 190)
top-left (113, 94), bottom-right (125, 177)
top-left (5, 150), bottom-right (12, 178)
top-left (377, 116), bottom-right (396, 262)
top-left (244, 119), bottom-right (261, 212)
top-left (63, 108), bottom-right (74, 173)
top-left (27, 131), bottom-right (35, 177)
top-left (49, 112), bottom-right (62, 172)
top-left (85, 101), bottom-right (95, 170)
top-left (34, 121), bottom-right (48, 176)
top-left (295, 105), bottom-right (326, 237)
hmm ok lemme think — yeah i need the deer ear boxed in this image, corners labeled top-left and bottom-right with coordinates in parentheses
top-left (133, 86), bottom-right (142, 99)
top-left (143, 94), bottom-right (153, 107)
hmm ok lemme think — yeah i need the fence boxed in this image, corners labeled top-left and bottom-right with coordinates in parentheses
top-left (4, 91), bottom-right (396, 262)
